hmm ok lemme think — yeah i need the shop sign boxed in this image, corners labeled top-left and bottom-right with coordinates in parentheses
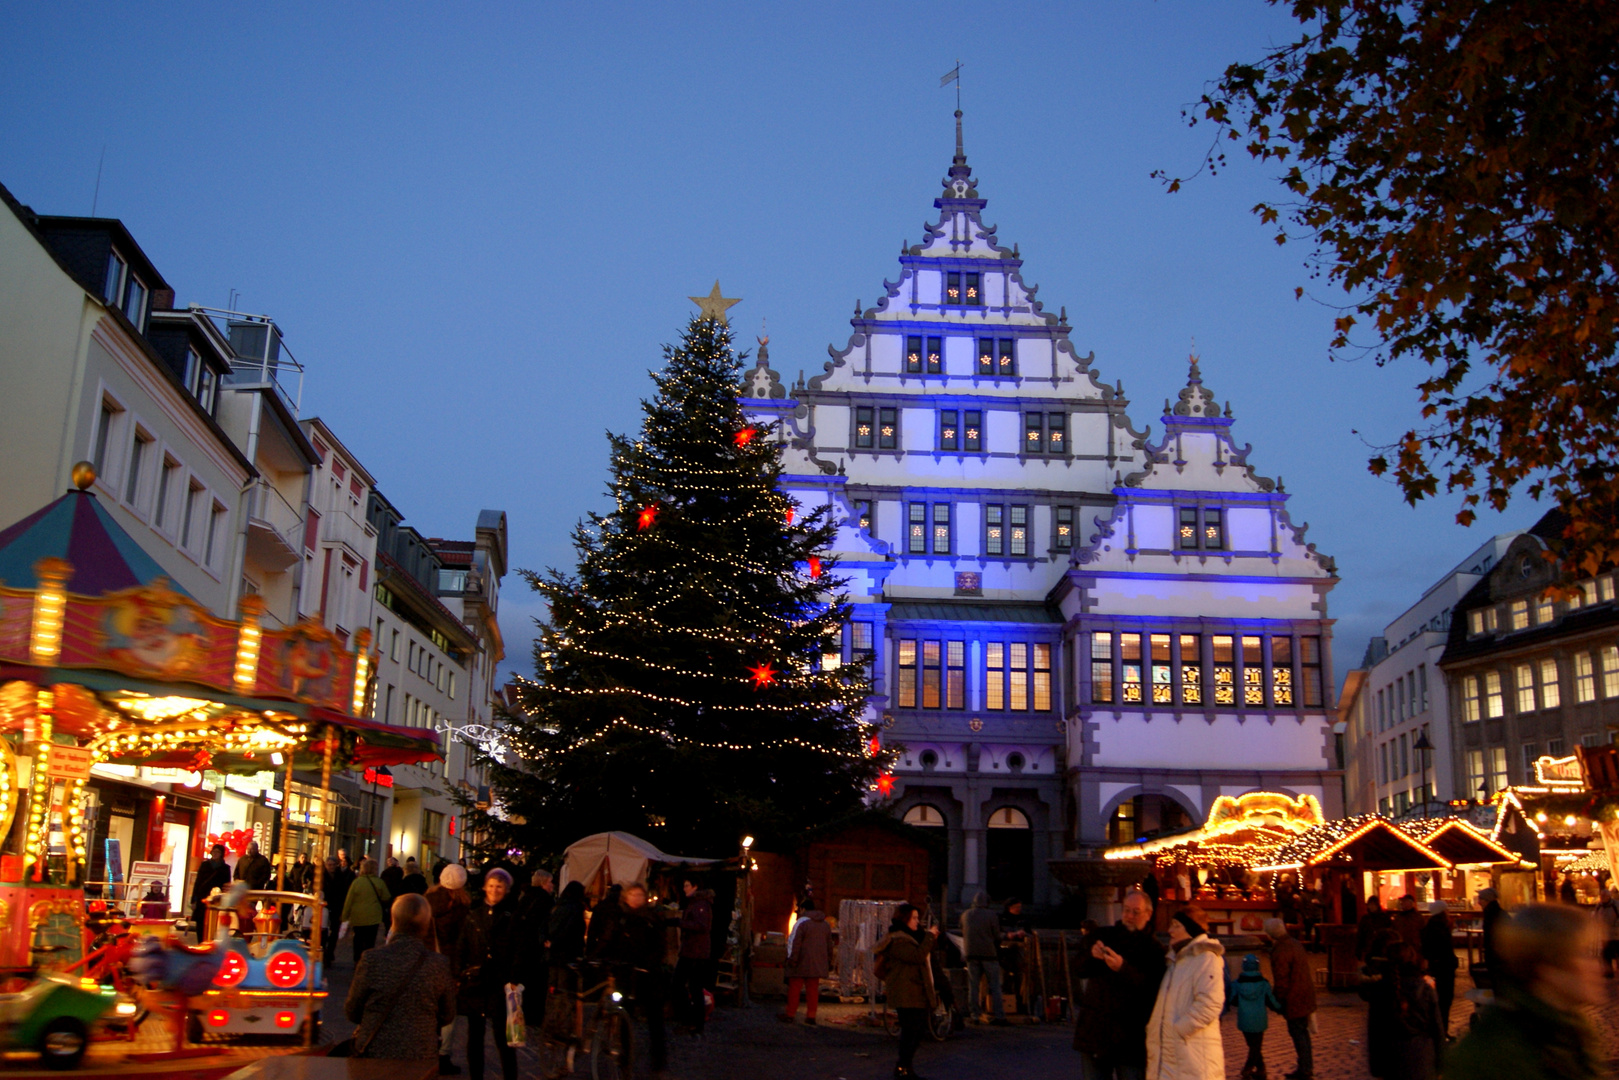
top-left (223, 771), bottom-right (277, 801)
top-left (46, 744), bottom-right (92, 780)
top-left (143, 767), bottom-right (204, 788)
top-left (104, 838), bottom-right (124, 883)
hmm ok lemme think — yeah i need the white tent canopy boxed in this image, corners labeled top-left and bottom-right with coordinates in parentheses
top-left (558, 831), bottom-right (724, 894)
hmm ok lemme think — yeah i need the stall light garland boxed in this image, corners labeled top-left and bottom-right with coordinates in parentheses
top-left (28, 559), bottom-right (69, 665)
top-left (1251, 814), bottom-right (1453, 874)
top-left (233, 609), bottom-right (264, 692)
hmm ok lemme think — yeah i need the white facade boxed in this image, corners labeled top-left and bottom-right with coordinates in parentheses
top-left (744, 115), bottom-right (1342, 906)
top-left (1344, 534), bottom-right (1520, 815)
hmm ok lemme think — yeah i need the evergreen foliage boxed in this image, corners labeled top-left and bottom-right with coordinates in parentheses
top-left (469, 316), bottom-right (883, 859)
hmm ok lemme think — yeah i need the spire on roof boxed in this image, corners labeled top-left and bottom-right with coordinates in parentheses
top-left (1166, 353), bottom-right (1224, 420)
top-left (941, 109), bottom-right (979, 200)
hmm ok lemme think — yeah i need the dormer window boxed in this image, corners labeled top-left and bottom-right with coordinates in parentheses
top-left (1177, 506), bottom-right (1224, 550)
top-left (945, 271), bottom-right (982, 306)
top-left (102, 249), bottom-right (148, 331)
top-left (103, 251), bottom-right (127, 306)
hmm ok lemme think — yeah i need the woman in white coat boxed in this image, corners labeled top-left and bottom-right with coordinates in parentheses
top-left (1146, 907), bottom-right (1227, 1080)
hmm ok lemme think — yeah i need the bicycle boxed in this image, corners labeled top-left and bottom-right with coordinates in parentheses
top-left (539, 963), bottom-right (635, 1080)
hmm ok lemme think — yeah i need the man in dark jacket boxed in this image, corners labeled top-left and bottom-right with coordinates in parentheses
top-left (1073, 888), bottom-right (1166, 1080)
top-left (234, 841), bottom-right (272, 891)
top-left (960, 892), bottom-right (1007, 1024)
top-left (590, 882), bottom-right (667, 1071)
top-left (517, 869), bottom-right (555, 1024)
top-left (322, 856), bottom-right (354, 964)
top-left (1266, 917), bottom-right (1317, 1080)
top-left (1355, 896), bottom-right (1395, 960)
top-left (1478, 887), bottom-right (1504, 983)
top-left (1392, 893), bottom-right (1425, 950)
top-left (674, 879), bottom-right (714, 1034)
top-left (190, 844), bottom-right (233, 941)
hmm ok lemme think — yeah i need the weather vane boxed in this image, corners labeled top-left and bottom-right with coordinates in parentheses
top-left (941, 60), bottom-right (962, 110)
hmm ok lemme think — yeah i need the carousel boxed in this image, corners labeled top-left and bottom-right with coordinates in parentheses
top-left (0, 464), bottom-right (440, 1070)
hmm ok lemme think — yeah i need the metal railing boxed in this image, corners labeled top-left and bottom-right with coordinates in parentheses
top-left (188, 304), bottom-right (306, 416)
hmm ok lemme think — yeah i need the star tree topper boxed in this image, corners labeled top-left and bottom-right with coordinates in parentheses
top-left (689, 281), bottom-right (741, 325)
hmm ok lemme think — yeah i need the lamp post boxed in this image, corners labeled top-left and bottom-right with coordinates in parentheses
top-left (1413, 730), bottom-right (1433, 818)
top-left (739, 835), bottom-right (754, 1008)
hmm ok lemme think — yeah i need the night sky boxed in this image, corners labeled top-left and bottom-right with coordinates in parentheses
top-left (0, 2), bottom-right (1541, 687)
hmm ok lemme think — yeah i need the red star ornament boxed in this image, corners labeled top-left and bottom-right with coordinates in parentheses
top-left (808, 555), bottom-right (822, 579)
top-left (875, 772), bottom-right (896, 796)
top-left (637, 505), bottom-right (658, 530)
top-left (784, 506), bottom-right (796, 526)
top-left (734, 426), bottom-right (758, 447)
top-left (748, 662), bottom-right (778, 689)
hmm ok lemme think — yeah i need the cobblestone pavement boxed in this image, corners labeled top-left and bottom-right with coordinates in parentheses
top-left (319, 946), bottom-right (1619, 1080)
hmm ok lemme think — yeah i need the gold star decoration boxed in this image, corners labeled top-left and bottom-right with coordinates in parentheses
top-left (690, 281), bottom-right (741, 324)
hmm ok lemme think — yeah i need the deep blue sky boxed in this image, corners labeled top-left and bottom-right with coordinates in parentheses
top-left (0, 2), bottom-right (1539, 687)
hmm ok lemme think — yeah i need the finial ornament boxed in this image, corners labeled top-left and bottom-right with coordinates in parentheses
top-left (1170, 351), bottom-right (1222, 418)
top-left (689, 281), bottom-right (741, 325)
top-left (71, 462), bottom-right (95, 491)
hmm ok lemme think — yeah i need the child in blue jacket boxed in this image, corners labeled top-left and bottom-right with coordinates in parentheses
top-left (1226, 953), bottom-right (1284, 1080)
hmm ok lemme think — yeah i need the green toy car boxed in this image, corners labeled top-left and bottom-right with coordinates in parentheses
top-left (0, 971), bottom-right (124, 1070)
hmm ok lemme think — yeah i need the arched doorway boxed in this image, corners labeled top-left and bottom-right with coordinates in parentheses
top-left (903, 804), bottom-right (946, 828)
top-left (1107, 793), bottom-right (1193, 845)
top-left (985, 806), bottom-right (1033, 902)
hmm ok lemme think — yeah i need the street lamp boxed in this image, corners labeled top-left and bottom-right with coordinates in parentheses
top-left (1413, 730), bottom-right (1433, 818)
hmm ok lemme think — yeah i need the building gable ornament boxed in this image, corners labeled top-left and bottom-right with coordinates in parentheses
top-left (739, 334), bottom-right (786, 401)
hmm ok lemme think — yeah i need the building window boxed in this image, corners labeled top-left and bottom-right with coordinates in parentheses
top-left (945, 271), bottom-right (981, 306)
top-left (908, 503), bottom-right (926, 554)
top-left (940, 410), bottom-right (958, 451)
top-left (932, 503), bottom-right (951, 554)
top-left (986, 642), bottom-right (1005, 709)
top-left (1025, 413), bottom-right (1044, 454)
top-left (1522, 742), bottom-right (1539, 772)
top-left (946, 641), bottom-right (965, 709)
top-left (1009, 643), bottom-right (1029, 710)
top-left (978, 338), bottom-right (1015, 376)
top-left (124, 275), bottom-right (148, 330)
top-left (963, 409), bottom-right (982, 451)
top-left (897, 639), bottom-right (917, 708)
top-left (1509, 600), bottom-right (1529, 631)
top-left (1515, 663), bottom-right (1535, 713)
top-left (1272, 636), bottom-right (1294, 706)
top-left (1241, 635), bottom-right (1264, 706)
top-left (1178, 506), bottom-right (1224, 551)
top-left (205, 502), bottom-right (227, 569)
top-left (1150, 633), bottom-right (1173, 703)
top-left (1379, 742), bottom-right (1389, 785)
top-left (985, 504), bottom-right (1004, 556)
top-left (879, 407), bottom-right (897, 450)
top-left (1466, 749), bottom-right (1484, 797)
top-left (1054, 506), bottom-right (1074, 551)
top-left (906, 337), bottom-right (921, 373)
top-left (1603, 576), bottom-right (1617, 603)
top-left (1604, 646), bottom-right (1619, 697)
top-left (1179, 634), bottom-right (1202, 704)
top-left (1009, 506), bottom-right (1028, 557)
top-left (927, 337), bottom-right (943, 373)
top-left (1397, 678), bottom-right (1406, 721)
top-left (1548, 737), bottom-right (1565, 757)
top-left (855, 407), bottom-right (874, 448)
top-left (103, 250), bottom-right (127, 306)
top-left (852, 499), bottom-right (872, 533)
top-left (154, 456), bottom-right (178, 530)
top-left (1576, 652), bottom-right (1596, 702)
top-left (1399, 733), bottom-right (1409, 778)
top-left (906, 335), bottom-right (942, 374)
top-left (1484, 670), bottom-right (1505, 717)
top-left (1468, 610), bottom-right (1487, 636)
top-left (1536, 594), bottom-right (1555, 624)
top-left (92, 399), bottom-right (119, 479)
top-left (1212, 635), bottom-right (1235, 705)
top-left (181, 481), bottom-right (203, 551)
top-left (1583, 732), bottom-right (1602, 748)
top-left (1033, 643), bottom-right (1052, 710)
top-left (921, 641), bottom-right (942, 708)
top-left (1121, 633), bottom-right (1143, 703)
top-left (1092, 632), bottom-right (1113, 704)
top-left (850, 621), bottom-right (874, 658)
top-left (1418, 664), bottom-right (1429, 711)
top-left (1463, 676), bottom-right (1481, 722)
top-left (1540, 658), bottom-right (1561, 709)
top-left (124, 430), bottom-right (151, 506)
top-left (1047, 413), bottom-right (1066, 454)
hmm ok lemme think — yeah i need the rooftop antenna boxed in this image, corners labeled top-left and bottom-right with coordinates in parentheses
top-left (90, 145), bottom-right (105, 217)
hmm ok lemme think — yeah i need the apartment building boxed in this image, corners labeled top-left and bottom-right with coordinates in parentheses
top-left (1441, 511), bottom-right (1619, 799)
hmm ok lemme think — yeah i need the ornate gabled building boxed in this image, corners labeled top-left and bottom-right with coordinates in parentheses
top-left (743, 112), bottom-right (1341, 908)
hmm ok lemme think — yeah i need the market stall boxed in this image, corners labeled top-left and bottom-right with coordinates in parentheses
top-left (0, 465), bottom-right (441, 1062)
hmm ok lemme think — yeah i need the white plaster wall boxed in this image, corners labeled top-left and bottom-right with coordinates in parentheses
top-left (1080, 576), bottom-right (1321, 620)
top-left (1085, 713), bottom-right (1331, 771)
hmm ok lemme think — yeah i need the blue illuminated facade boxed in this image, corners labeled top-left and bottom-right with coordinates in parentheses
top-left (743, 113), bottom-right (1341, 907)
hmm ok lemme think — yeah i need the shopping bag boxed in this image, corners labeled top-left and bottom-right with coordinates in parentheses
top-left (504, 983), bottom-right (526, 1046)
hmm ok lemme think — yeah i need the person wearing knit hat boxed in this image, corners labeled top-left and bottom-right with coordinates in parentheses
top-left (1226, 954), bottom-right (1283, 1080)
top-left (1146, 906), bottom-right (1226, 1080)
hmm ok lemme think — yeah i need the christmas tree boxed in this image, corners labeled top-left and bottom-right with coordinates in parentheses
top-left (477, 314), bottom-right (884, 858)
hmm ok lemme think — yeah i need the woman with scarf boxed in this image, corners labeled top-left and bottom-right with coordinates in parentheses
top-left (873, 903), bottom-right (939, 1080)
top-left (1146, 906), bottom-right (1226, 1080)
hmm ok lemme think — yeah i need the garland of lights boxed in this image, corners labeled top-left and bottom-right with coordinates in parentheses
top-left (537, 716), bottom-right (880, 761)
top-left (24, 691), bottom-right (52, 882)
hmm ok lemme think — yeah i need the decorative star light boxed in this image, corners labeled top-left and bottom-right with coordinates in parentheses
top-left (784, 507), bottom-right (795, 526)
top-left (808, 555), bottom-right (822, 579)
top-left (689, 281), bottom-right (741, 325)
top-left (637, 505), bottom-right (658, 531)
top-left (748, 663), bottom-right (777, 689)
top-left (875, 772), bottom-right (896, 796)
top-left (734, 426), bottom-right (758, 447)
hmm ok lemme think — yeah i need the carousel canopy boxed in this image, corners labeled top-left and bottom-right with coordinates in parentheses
top-left (0, 488), bottom-right (188, 597)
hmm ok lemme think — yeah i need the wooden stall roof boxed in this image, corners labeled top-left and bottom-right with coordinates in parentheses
top-left (1399, 818), bottom-right (1522, 867)
top-left (1254, 814), bottom-right (1452, 873)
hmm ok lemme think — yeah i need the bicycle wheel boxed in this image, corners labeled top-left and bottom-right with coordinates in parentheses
top-left (928, 1004), bottom-right (955, 1041)
top-left (590, 1007), bottom-right (633, 1080)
